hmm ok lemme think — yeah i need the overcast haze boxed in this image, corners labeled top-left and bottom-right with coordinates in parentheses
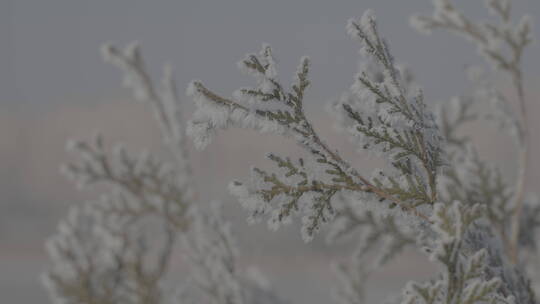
top-left (1, 0), bottom-right (540, 303)
top-left (3, 0), bottom-right (539, 108)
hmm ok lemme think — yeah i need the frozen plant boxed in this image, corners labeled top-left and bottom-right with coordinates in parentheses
top-left (188, 1), bottom-right (538, 303)
top-left (44, 44), bottom-right (284, 304)
top-left (180, 201), bottom-right (286, 304)
top-left (46, 0), bottom-right (538, 303)
top-left (190, 10), bottom-right (442, 243)
top-left (411, 0), bottom-right (533, 263)
top-left (43, 196), bottom-right (177, 304)
top-left (401, 202), bottom-right (514, 304)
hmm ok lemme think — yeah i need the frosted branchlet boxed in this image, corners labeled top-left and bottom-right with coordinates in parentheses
top-left (415, 0), bottom-right (534, 266)
top-left (191, 12), bottom-right (440, 242)
top-left (45, 43), bottom-right (283, 304)
top-left (46, 3), bottom-right (539, 304)
top-left (401, 202), bottom-right (514, 304)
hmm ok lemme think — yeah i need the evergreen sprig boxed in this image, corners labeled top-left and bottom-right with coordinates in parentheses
top-left (344, 10), bottom-right (444, 207)
top-left (403, 202), bottom-right (513, 304)
top-left (188, 11), bottom-right (440, 241)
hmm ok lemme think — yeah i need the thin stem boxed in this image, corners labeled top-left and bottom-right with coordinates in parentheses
top-left (509, 69), bottom-right (528, 264)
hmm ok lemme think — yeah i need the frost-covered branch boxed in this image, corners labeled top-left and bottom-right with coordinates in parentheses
top-left (45, 44), bottom-right (284, 304)
top-left (62, 135), bottom-right (190, 229)
top-left (102, 42), bottom-right (193, 183)
top-left (329, 199), bottom-right (416, 304)
top-left (44, 43), bottom-right (194, 304)
top-left (180, 202), bottom-right (286, 304)
top-left (180, 202), bottom-right (245, 304)
top-left (188, 11), bottom-right (442, 241)
top-left (436, 81), bottom-right (515, 250)
top-left (401, 202), bottom-right (515, 304)
top-left (45, 4), bottom-right (540, 304)
top-left (436, 67), bottom-right (540, 299)
top-left (412, 0), bottom-right (533, 264)
top-left (43, 199), bottom-right (175, 304)
top-left (180, 201), bottom-right (287, 304)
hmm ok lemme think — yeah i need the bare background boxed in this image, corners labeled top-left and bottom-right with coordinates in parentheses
top-left (1, 0), bottom-right (540, 303)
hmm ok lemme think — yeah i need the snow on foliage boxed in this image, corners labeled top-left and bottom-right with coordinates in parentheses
top-left (402, 202), bottom-right (514, 304)
top-left (44, 44), bottom-right (284, 304)
top-left (187, 9), bottom-right (444, 242)
top-left (413, 0), bottom-right (533, 264)
top-left (43, 197), bottom-right (175, 304)
top-left (186, 1), bottom-right (537, 303)
top-left (45, 1), bottom-right (539, 303)
top-left (180, 201), bottom-right (288, 304)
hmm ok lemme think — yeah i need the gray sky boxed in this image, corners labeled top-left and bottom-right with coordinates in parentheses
top-left (2, 0), bottom-right (539, 110)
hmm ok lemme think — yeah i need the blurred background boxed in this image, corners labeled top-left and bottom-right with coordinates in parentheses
top-left (1, 0), bottom-right (540, 303)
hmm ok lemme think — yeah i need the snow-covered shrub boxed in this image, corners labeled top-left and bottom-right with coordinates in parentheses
top-left (45, 0), bottom-right (539, 303)
top-left (43, 43), bottom-right (285, 304)
top-left (187, 0), bottom-right (538, 303)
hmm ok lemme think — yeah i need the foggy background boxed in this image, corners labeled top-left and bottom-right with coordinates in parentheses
top-left (1, 0), bottom-right (540, 303)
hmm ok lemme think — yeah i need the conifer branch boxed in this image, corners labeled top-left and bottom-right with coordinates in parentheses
top-left (188, 12), bottom-right (442, 240)
top-left (412, 0), bottom-right (533, 264)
